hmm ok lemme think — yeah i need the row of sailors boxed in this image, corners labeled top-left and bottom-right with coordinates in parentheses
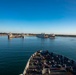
top-left (28, 51), bottom-right (76, 74)
top-left (31, 54), bottom-right (75, 68)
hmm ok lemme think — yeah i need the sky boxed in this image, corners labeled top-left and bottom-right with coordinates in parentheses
top-left (0, 0), bottom-right (76, 34)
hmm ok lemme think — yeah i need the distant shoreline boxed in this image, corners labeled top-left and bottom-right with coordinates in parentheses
top-left (55, 34), bottom-right (76, 37)
top-left (0, 33), bottom-right (76, 37)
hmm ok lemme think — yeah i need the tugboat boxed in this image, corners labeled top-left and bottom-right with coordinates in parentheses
top-left (20, 50), bottom-right (76, 75)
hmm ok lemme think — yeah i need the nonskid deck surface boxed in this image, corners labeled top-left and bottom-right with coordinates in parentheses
top-left (22, 50), bottom-right (76, 75)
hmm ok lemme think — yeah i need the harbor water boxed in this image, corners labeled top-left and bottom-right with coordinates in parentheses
top-left (0, 36), bottom-right (76, 75)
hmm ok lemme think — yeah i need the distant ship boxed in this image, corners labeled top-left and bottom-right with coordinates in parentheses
top-left (20, 50), bottom-right (76, 75)
top-left (36, 33), bottom-right (55, 38)
top-left (8, 33), bottom-right (24, 39)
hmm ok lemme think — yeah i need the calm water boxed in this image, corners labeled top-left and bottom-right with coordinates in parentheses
top-left (0, 36), bottom-right (76, 75)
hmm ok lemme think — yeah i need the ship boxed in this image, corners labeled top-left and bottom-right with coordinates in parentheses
top-left (36, 33), bottom-right (55, 38)
top-left (20, 50), bottom-right (76, 75)
top-left (8, 33), bottom-right (24, 39)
